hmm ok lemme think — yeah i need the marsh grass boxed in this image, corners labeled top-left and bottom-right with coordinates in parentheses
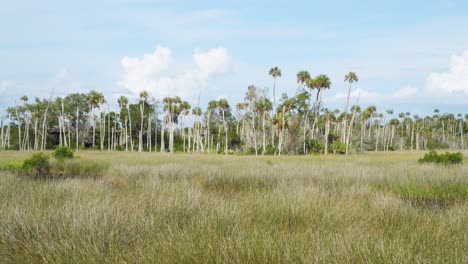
top-left (0, 151), bottom-right (466, 263)
top-left (0, 153), bottom-right (109, 180)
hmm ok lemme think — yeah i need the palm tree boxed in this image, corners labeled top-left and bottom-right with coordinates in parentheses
top-left (344, 72), bottom-right (358, 114)
top-left (179, 101), bottom-right (191, 152)
top-left (138, 91), bottom-right (149, 152)
top-left (276, 95), bottom-right (293, 155)
top-left (86, 90), bottom-right (105, 149)
top-left (117, 96), bottom-right (129, 151)
top-left (206, 100), bottom-right (217, 152)
top-left (313, 74), bottom-right (331, 113)
top-left (217, 99), bottom-right (230, 155)
top-left (296, 70), bottom-right (311, 86)
top-left (255, 97), bottom-right (273, 155)
top-left (269, 67), bottom-right (282, 109)
top-left (310, 74), bottom-right (331, 137)
top-left (245, 85), bottom-right (258, 155)
top-left (192, 106), bottom-right (203, 153)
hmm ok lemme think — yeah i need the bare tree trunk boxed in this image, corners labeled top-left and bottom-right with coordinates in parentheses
top-left (108, 108), bottom-right (111, 151)
top-left (222, 109), bottom-right (228, 155)
top-left (128, 105), bottom-right (133, 151)
top-left (362, 119), bottom-right (366, 137)
top-left (6, 115), bottom-right (11, 149)
top-left (58, 116), bottom-right (63, 146)
top-left (33, 117), bottom-right (38, 151)
top-left (124, 118), bottom-right (128, 151)
top-left (41, 110), bottom-right (47, 151)
top-left (262, 112), bottom-right (266, 155)
top-left (169, 116), bottom-right (174, 154)
top-left (410, 125), bottom-right (414, 152)
top-left (138, 103), bottom-right (145, 152)
top-left (160, 115), bottom-right (166, 153)
top-left (252, 113), bottom-right (257, 156)
top-left (154, 113), bottom-right (158, 152)
top-left (76, 108), bottom-right (79, 151)
top-left (303, 111), bottom-right (309, 154)
top-left (460, 121), bottom-right (464, 149)
top-left (375, 126), bottom-right (380, 152)
top-left (147, 115), bottom-right (152, 152)
top-left (345, 96), bottom-right (359, 155)
top-left (324, 117), bottom-right (330, 155)
top-left (15, 105), bottom-right (22, 151)
top-left (0, 109), bottom-right (4, 149)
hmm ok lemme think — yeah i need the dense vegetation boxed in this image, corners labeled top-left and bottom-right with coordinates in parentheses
top-left (0, 151), bottom-right (466, 262)
top-left (418, 150), bottom-right (463, 165)
top-left (0, 70), bottom-right (466, 155)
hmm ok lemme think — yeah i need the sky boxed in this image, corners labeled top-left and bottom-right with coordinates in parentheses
top-left (1, 0), bottom-right (468, 115)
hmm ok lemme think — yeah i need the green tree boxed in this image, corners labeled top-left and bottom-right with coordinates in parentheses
top-left (269, 66), bottom-right (282, 109)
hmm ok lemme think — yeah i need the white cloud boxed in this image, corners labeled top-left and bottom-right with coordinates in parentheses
top-left (330, 88), bottom-right (380, 104)
top-left (329, 50), bottom-right (468, 107)
top-left (391, 86), bottom-right (418, 99)
top-left (193, 48), bottom-right (231, 78)
top-left (426, 50), bottom-right (468, 96)
top-left (118, 46), bottom-right (231, 101)
top-left (0, 80), bottom-right (15, 93)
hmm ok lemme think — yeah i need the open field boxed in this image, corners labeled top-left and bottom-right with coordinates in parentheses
top-left (0, 151), bottom-right (467, 263)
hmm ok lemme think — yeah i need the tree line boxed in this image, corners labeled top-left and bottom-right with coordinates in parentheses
top-left (1, 69), bottom-right (466, 155)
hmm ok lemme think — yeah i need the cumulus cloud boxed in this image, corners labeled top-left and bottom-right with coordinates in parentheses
top-left (118, 46), bottom-right (231, 100)
top-left (426, 50), bottom-right (468, 96)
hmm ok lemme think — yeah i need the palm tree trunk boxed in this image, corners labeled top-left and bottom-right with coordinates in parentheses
top-left (222, 109), bottom-right (228, 155)
top-left (15, 105), bottom-right (22, 151)
top-left (262, 112), bottom-right (266, 155)
top-left (160, 115), bottom-right (166, 153)
top-left (154, 113), bottom-right (158, 152)
top-left (0, 109), bottom-right (4, 149)
top-left (325, 117), bottom-right (330, 155)
top-left (169, 117), bottom-right (174, 154)
top-left (147, 115), bottom-right (152, 152)
top-left (139, 103), bottom-right (144, 152)
top-left (345, 99), bottom-right (358, 155)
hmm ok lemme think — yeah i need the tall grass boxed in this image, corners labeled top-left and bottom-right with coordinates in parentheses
top-left (0, 151), bottom-right (466, 263)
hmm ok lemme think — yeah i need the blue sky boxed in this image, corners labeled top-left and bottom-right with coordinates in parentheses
top-left (1, 0), bottom-right (468, 115)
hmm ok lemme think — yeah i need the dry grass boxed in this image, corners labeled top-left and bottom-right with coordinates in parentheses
top-left (0, 151), bottom-right (466, 263)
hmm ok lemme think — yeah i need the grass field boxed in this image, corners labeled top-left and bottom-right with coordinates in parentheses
top-left (0, 151), bottom-right (467, 263)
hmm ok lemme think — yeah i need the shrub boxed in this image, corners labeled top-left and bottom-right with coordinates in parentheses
top-left (53, 146), bottom-right (74, 161)
top-left (308, 139), bottom-right (324, 153)
top-left (418, 150), bottom-right (463, 165)
top-left (245, 147), bottom-right (257, 155)
top-left (330, 142), bottom-right (346, 154)
top-left (426, 140), bottom-right (449, 150)
top-left (265, 145), bottom-right (277, 155)
top-left (22, 153), bottom-right (51, 177)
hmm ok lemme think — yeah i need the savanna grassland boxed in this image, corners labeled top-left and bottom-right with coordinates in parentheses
top-left (0, 151), bottom-right (467, 263)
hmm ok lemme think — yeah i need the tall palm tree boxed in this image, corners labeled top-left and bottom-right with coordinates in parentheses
top-left (296, 70), bottom-right (311, 86)
top-left (344, 72), bottom-right (358, 114)
top-left (118, 96), bottom-right (129, 151)
top-left (255, 97), bottom-right (273, 155)
top-left (312, 74), bottom-right (331, 118)
top-left (217, 99), bottom-right (230, 155)
top-left (192, 106), bottom-right (203, 153)
top-left (276, 96), bottom-right (293, 156)
top-left (206, 100), bottom-right (217, 152)
top-left (86, 90), bottom-right (105, 149)
top-left (179, 101), bottom-right (191, 152)
top-left (269, 67), bottom-right (282, 109)
top-left (138, 91), bottom-right (149, 152)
